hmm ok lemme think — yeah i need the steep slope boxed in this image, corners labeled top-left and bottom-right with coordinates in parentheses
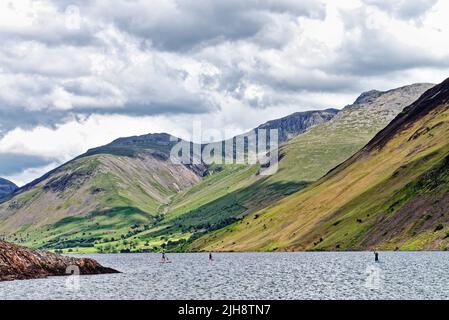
top-left (269, 83), bottom-right (434, 183)
top-left (0, 178), bottom-right (17, 200)
top-left (0, 83), bottom-right (434, 253)
top-left (167, 83), bottom-right (433, 250)
top-left (0, 110), bottom-right (337, 252)
top-left (167, 84), bottom-right (432, 230)
top-left (166, 109), bottom-right (340, 220)
top-left (191, 79), bottom-right (449, 252)
top-left (0, 134), bottom-right (205, 249)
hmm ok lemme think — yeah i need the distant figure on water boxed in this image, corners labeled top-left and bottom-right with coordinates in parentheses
top-left (374, 251), bottom-right (379, 262)
top-left (161, 252), bottom-right (168, 263)
top-left (209, 252), bottom-right (214, 262)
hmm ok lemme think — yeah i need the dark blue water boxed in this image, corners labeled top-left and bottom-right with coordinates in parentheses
top-left (1, 252), bottom-right (448, 300)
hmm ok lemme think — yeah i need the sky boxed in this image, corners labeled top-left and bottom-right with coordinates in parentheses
top-left (1, 0), bottom-right (449, 186)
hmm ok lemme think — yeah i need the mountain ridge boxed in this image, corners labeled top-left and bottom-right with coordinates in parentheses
top-left (190, 78), bottom-right (449, 252)
top-left (0, 82), bottom-right (437, 253)
top-left (254, 108), bottom-right (338, 143)
top-left (0, 108), bottom-right (338, 252)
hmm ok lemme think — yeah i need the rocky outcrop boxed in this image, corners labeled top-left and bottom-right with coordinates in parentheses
top-left (0, 178), bottom-right (17, 200)
top-left (0, 241), bottom-right (118, 281)
top-left (256, 108), bottom-right (339, 143)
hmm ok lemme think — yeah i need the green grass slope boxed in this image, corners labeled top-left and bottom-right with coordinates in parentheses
top-left (126, 83), bottom-right (431, 253)
top-left (269, 83), bottom-right (434, 183)
top-left (190, 79), bottom-right (449, 252)
top-left (0, 152), bottom-right (202, 250)
top-left (0, 84), bottom-right (434, 253)
top-left (0, 111), bottom-right (335, 253)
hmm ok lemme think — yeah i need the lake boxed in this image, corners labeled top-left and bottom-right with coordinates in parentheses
top-left (1, 252), bottom-right (449, 300)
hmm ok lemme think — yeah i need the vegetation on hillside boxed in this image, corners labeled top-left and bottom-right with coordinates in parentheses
top-left (190, 81), bottom-right (449, 252)
top-left (0, 83), bottom-right (438, 253)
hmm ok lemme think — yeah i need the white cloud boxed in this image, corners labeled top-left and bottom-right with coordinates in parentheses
top-left (362, 0), bottom-right (438, 20)
top-left (2, 162), bottom-right (59, 187)
top-left (1, 0), bottom-right (449, 185)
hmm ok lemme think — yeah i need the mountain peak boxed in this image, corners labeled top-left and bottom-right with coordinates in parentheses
top-left (353, 90), bottom-right (382, 105)
top-left (109, 132), bottom-right (173, 146)
top-left (362, 78), bottom-right (449, 153)
top-left (83, 132), bottom-right (179, 159)
top-left (352, 83), bottom-right (435, 107)
top-left (255, 108), bottom-right (339, 143)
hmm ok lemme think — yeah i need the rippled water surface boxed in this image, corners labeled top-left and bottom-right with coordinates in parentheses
top-left (1, 252), bottom-right (449, 300)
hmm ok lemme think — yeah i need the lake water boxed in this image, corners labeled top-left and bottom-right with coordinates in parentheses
top-left (1, 252), bottom-right (449, 300)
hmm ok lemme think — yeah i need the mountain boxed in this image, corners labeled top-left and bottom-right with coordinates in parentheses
top-left (190, 79), bottom-right (449, 252)
top-left (0, 110), bottom-right (337, 252)
top-left (0, 240), bottom-right (117, 281)
top-left (0, 82), bottom-right (435, 253)
top-left (138, 82), bottom-right (433, 253)
top-left (253, 108), bottom-right (338, 143)
top-left (0, 134), bottom-right (204, 250)
top-left (166, 83), bottom-right (433, 246)
top-left (268, 83), bottom-right (435, 183)
top-left (0, 178), bottom-right (17, 200)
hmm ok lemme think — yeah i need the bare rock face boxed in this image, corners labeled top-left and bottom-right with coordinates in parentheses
top-left (0, 241), bottom-right (118, 281)
top-left (256, 108), bottom-right (339, 143)
top-left (328, 83), bottom-right (435, 133)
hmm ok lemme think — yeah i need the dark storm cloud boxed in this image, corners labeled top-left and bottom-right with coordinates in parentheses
top-left (0, 153), bottom-right (54, 176)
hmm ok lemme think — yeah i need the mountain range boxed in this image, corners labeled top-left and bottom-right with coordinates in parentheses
top-left (191, 79), bottom-right (449, 251)
top-left (0, 81), bottom-right (440, 253)
top-left (0, 108), bottom-right (338, 251)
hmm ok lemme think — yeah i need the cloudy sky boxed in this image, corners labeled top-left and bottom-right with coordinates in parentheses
top-left (1, 0), bottom-right (449, 186)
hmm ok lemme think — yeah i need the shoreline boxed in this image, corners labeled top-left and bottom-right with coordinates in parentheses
top-left (0, 241), bottom-right (119, 282)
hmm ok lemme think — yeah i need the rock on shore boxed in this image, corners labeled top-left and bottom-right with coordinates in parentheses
top-left (0, 241), bottom-right (118, 281)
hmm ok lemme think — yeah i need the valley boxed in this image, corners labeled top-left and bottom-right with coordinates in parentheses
top-left (0, 83), bottom-right (440, 253)
top-left (191, 79), bottom-right (449, 252)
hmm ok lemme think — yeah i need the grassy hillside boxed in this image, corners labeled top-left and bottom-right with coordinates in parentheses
top-left (0, 110), bottom-right (333, 253)
top-left (148, 83), bottom-right (433, 253)
top-left (190, 79), bottom-right (449, 252)
top-left (268, 83), bottom-right (434, 183)
top-left (0, 153), bottom-right (202, 250)
top-left (0, 84), bottom-right (434, 253)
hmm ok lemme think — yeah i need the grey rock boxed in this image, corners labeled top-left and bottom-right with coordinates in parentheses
top-left (255, 108), bottom-right (339, 143)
